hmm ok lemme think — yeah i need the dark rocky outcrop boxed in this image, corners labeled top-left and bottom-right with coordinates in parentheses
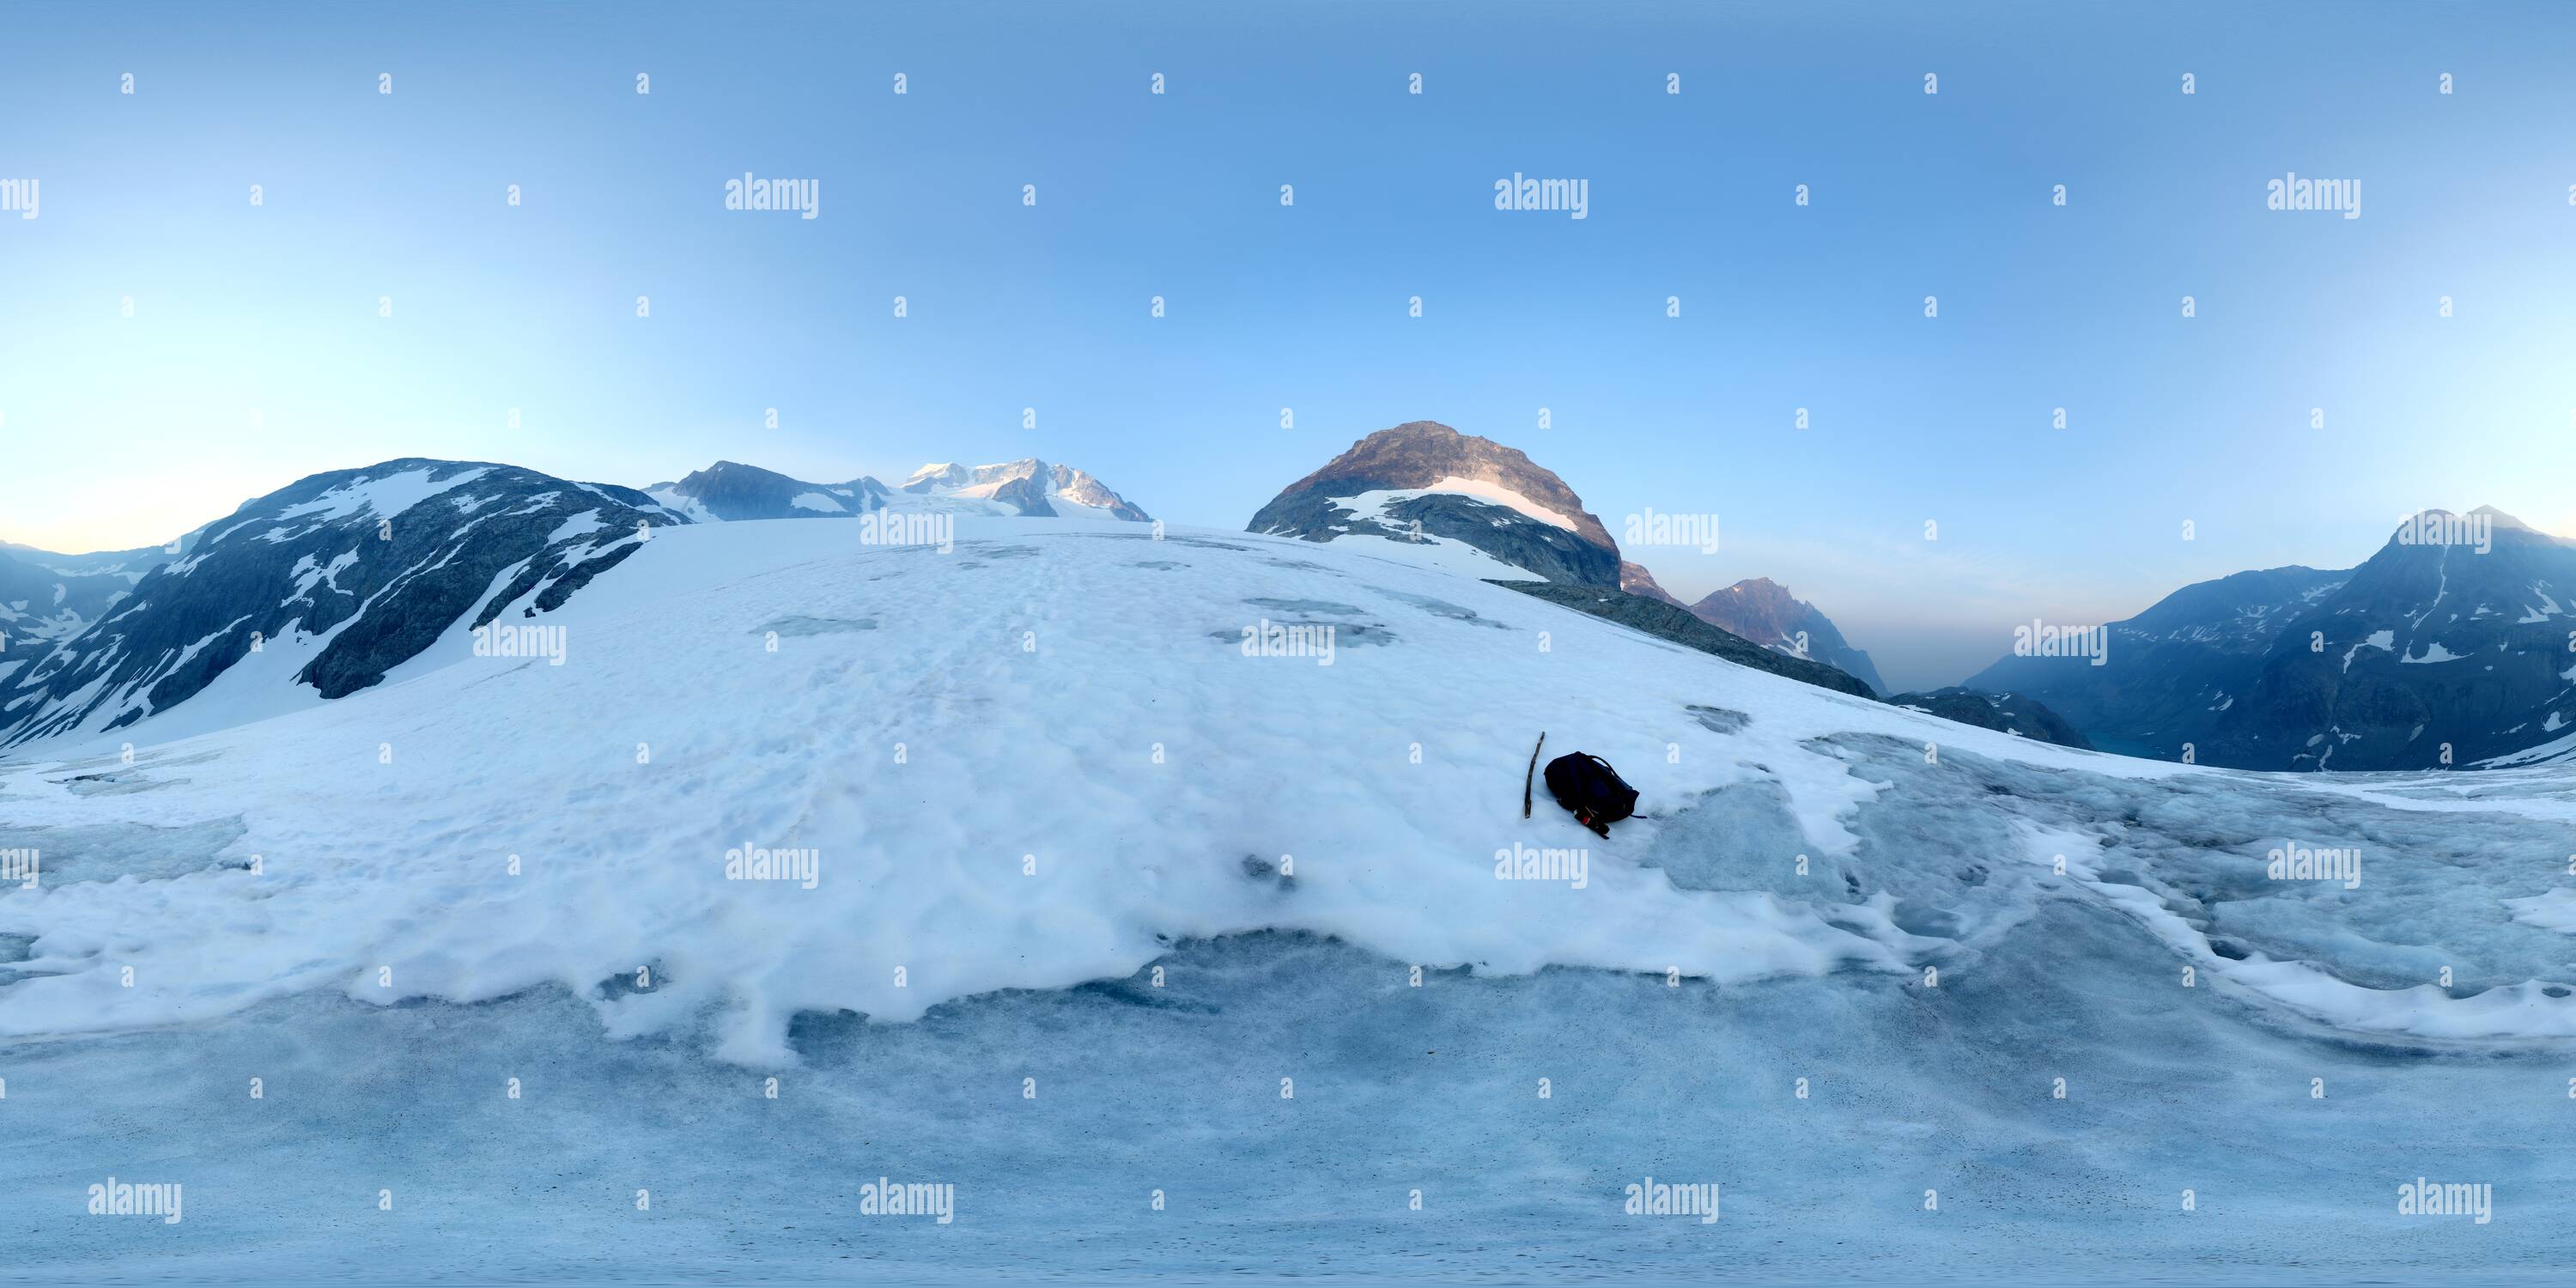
top-left (1504, 582), bottom-right (2093, 746)
top-left (1497, 581), bottom-right (1876, 698)
top-left (1686, 577), bottom-right (1887, 696)
top-left (1885, 687), bottom-right (2094, 750)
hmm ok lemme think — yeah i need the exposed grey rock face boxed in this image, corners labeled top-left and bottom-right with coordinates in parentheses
top-left (1968, 507), bottom-right (2576, 769)
top-left (1496, 581), bottom-right (1876, 698)
top-left (1686, 577), bottom-right (1886, 696)
top-left (1247, 421), bottom-right (1621, 587)
top-left (647, 461), bottom-right (890, 521)
top-left (0, 459), bottom-right (686, 746)
top-left (1885, 687), bottom-right (2094, 750)
top-left (1619, 561), bottom-right (1684, 607)
top-left (990, 471), bottom-right (1058, 518)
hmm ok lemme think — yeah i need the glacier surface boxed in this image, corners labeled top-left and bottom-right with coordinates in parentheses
top-left (4, 517), bottom-right (2574, 1281)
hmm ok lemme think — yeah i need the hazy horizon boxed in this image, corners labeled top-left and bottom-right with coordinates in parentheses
top-left (3, 434), bottom-right (2514, 692)
top-left (6, 0), bottom-right (2568, 690)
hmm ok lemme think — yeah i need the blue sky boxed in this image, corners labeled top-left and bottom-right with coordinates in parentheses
top-left (3, 1), bottom-right (2570, 689)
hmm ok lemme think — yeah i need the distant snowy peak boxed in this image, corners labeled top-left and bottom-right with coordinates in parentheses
top-left (648, 461), bottom-right (892, 523)
top-left (901, 462), bottom-right (973, 490)
top-left (1687, 578), bottom-right (1886, 696)
top-left (649, 458), bottom-right (1147, 524)
top-left (899, 459), bottom-right (1151, 521)
top-left (1, 459), bottom-right (685, 749)
top-left (1246, 421), bottom-right (1621, 587)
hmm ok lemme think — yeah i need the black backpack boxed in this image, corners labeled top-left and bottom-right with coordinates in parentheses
top-left (1543, 752), bottom-right (1637, 837)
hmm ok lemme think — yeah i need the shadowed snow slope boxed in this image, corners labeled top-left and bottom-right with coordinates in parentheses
top-left (7, 517), bottom-right (2576, 1280)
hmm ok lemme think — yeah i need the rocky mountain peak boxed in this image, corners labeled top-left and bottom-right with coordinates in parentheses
top-left (1268, 421), bottom-right (1618, 552)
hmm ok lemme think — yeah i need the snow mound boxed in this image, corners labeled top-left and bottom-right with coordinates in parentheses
top-left (6, 519), bottom-right (2576, 1069)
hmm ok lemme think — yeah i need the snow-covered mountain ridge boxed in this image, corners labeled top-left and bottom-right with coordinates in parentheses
top-left (901, 459), bottom-right (1151, 520)
top-left (0, 459), bottom-right (683, 749)
top-left (1971, 507), bottom-right (2576, 769)
top-left (3, 453), bottom-right (1152, 749)
top-left (8, 515), bottom-right (2576, 1072)
top-left (650, 457), bottom-right (1150, 525)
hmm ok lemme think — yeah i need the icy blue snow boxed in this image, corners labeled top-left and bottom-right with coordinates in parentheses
top-left (4, 518), bottom-right (2575, 1282)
